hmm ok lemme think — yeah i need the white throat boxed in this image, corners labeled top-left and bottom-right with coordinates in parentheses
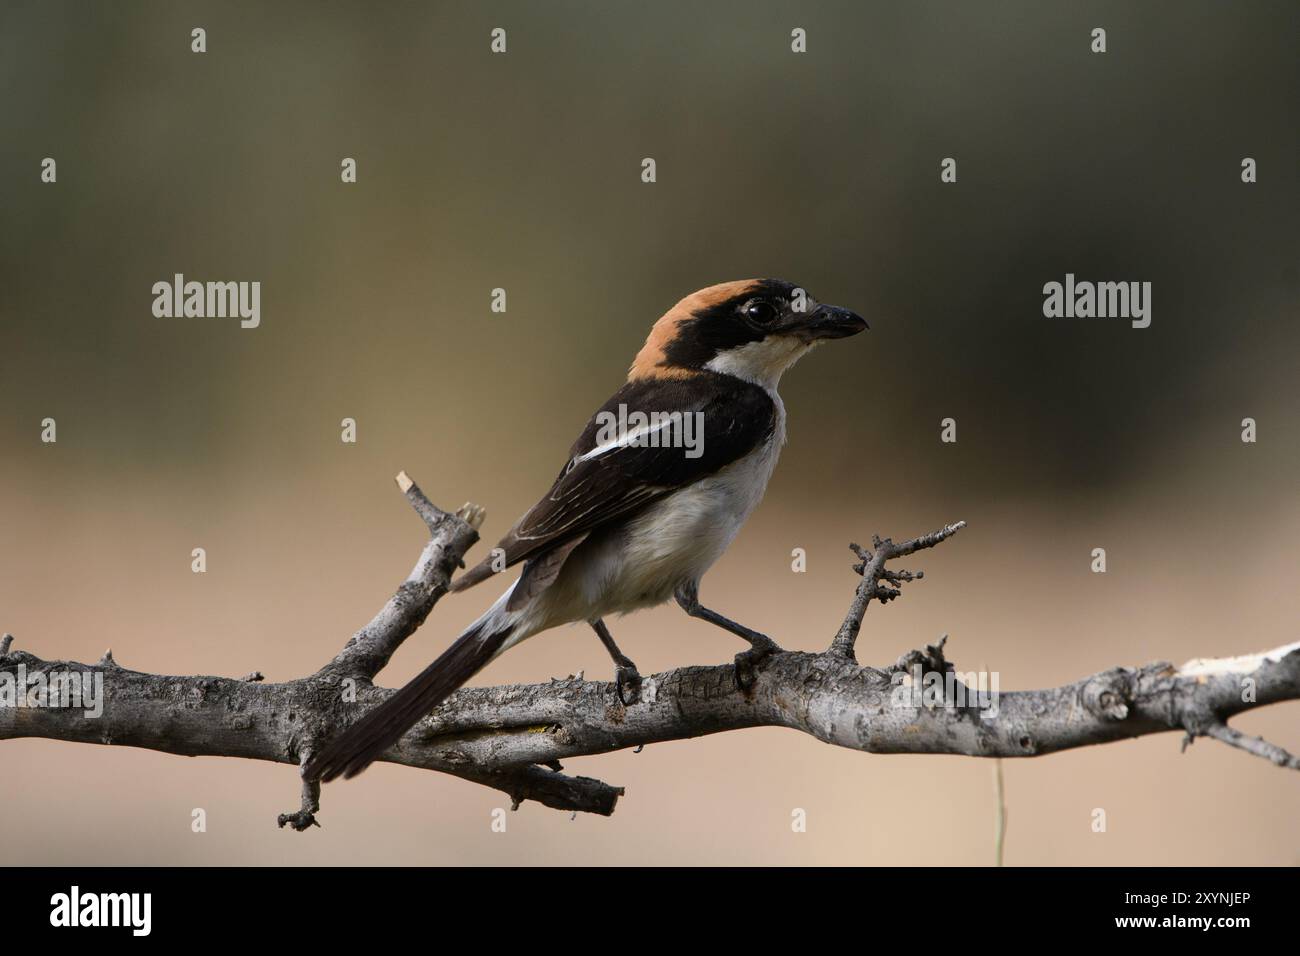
top-left (703, 337), bottom-right (814, 392)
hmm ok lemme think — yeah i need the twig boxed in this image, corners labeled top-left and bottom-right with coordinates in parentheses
top-left (321, 472), bottom-right (481, 681)
top-left (278, 770), bottom-right (322, 831)
top-left (830, 522), bottom-right (966, 661)
top-left (1199, 720), bottom-right (1300, 769)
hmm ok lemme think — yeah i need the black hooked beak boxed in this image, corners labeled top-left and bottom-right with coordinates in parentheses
top-left (798, 304), bottom-right (869, 341)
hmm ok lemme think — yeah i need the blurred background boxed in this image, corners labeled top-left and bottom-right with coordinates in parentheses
top-left (1, 0), bottom-right (1296, 865)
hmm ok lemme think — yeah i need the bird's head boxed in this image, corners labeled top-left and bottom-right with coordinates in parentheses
top-left (629, 278), bottom-right (867, 387)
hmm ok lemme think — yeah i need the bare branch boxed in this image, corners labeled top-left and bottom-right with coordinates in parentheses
top-left (2, 479), bottom-right (1295, 830)
top-left (1197, 721), bottom-right (1300, 769)
top-left (830, 521), bottom-right (966, 660)
top-left (321, 471), bottom-right (482, 681)
top-left (278, 770), bottom-right (322, 832)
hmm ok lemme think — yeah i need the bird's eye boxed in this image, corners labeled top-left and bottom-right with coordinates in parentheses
top-left (741, 300), bottom-right (779, 326)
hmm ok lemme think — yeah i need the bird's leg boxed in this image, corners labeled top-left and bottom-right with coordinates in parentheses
top-left (590, 618), bottom-right (642, 705)
top-left (674, 583), bottom-right (782, 690)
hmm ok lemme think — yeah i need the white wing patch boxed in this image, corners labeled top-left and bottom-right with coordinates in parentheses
top-left (574, 418), bottom-right (676, 464)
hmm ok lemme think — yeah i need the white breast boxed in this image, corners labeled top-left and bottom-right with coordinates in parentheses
top-left (536, 390), bottom-right (787, 626)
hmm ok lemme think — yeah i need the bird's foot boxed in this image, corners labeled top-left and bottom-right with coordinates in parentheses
top-left (734, 635), bottom-right (781, 692)
top-left (614, 661), bottom-right (643, 706)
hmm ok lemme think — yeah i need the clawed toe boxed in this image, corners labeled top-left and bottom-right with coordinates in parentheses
top-left (733, 636), bottom-right (781, 691)
top-left (615, 663), bottom-right (643, 706)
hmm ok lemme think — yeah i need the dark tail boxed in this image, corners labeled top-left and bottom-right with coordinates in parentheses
top-left (449, 550), bottom-right (503, 594)
top-left (305, 619), bottom-right (514, 782)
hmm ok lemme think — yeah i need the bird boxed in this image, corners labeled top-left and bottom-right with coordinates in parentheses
top-left (304, 278), bottom-right (867, 782)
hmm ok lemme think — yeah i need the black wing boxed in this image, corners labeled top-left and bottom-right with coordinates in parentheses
top-left (450, 372), bottom-right (776, 594)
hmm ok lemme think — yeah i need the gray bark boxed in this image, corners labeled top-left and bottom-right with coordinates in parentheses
top-left (3, 473), bottom-right (1296, 829)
